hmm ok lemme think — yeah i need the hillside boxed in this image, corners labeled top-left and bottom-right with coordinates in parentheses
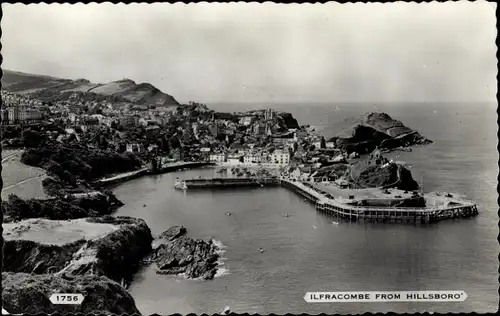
top-left (1, 69), bottom-right (179, 107)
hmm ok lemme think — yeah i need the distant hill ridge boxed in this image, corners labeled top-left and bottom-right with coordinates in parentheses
top-left (1, 69), bottom-right (179, 107)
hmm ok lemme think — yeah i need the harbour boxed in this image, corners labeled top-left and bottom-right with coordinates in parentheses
top-left (176, 176), bottom-right (479, 223)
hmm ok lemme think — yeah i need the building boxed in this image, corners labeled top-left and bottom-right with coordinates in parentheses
top-left (239, 116), bottom-right (254, 126)
top-left (82, 117), bottom-right (100, 130)
top-left (1, 109), bottom-right (9, 124)
top-left (252, 121), bottom-right (267, 136)
top-left (270, 150), bottom-right (290, 165)
top-left (7, 106), bottom-right (42, 124)
top-left (227, 153), bottom-right (244, 164)
top-left (209, 152), bottom-right (228, 163)
top-left (126, 143), bottom-right (144, 154)
top-left (208, 123), bottom-right (219, 137)
top-left (326, 141), bottom-right (336, 149)
top-left (68, 112), bottom-right (79, 124)
top-left (243, 151), bottom-right (267, 164)
top-left (119, 115), bottom-right (140, 128)
top-left (264, 109), bottom-right (275, 120)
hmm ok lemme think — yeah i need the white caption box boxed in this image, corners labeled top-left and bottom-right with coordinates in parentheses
top-left (49, 293), bottom-right (85, 305)
top-left (304, 291), bottom-right (467, 303)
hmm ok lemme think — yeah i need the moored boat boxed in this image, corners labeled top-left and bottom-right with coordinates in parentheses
top-left (174, 178), bottom-right (188, 190)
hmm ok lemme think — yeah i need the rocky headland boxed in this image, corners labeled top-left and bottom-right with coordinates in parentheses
top-left (149, 226), bottom-right (221, 280)
top-left (2, 272), bottom-right (141, 315)
top-left (328, 112), bottom-right (432, 155)
top-left (3, 216), bottom-right (153, 283)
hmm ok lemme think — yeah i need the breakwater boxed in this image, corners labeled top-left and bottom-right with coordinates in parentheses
top-left (281, 179), bottom-right (478, 223)
top-left (94, 162), bottom-right (214, 188)
top-left (178, 177), bottom-right (478, 223)
top-left (94, 168), bottom-right (149, 188)
top-left (183, 177), bottom-right (280, 189)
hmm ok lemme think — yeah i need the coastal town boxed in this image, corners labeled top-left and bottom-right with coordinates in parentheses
top-left (1, 70), bottom-right (479, 315)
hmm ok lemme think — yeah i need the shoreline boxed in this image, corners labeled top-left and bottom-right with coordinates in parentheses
top-left (94, 162), bottom-right (215, 188)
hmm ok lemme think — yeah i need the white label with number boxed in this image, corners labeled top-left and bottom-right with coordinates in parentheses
top-left (49, 293), bottom-right (85, 305)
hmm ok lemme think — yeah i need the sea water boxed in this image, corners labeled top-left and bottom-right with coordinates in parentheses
top-left (112, 102), bottom-right (498, 314)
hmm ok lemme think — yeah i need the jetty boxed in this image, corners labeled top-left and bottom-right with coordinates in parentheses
top-left (94, 161), bottom-right (214, 187)
top-left (176, 177), bottom-right (478, 224)
top-left (179, 177), bottom-right (281, 189)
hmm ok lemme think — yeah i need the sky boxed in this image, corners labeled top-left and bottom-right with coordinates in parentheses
top-left (1, 2), bottom-right (497, 104)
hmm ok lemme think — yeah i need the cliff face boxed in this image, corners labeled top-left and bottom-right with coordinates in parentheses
top-left (63, 216), bottom-right (153, 282)
top-left (2, 69), bottom-right (179, 107)
top-left (2, 273), bottom-right (140, 315)
top-left (328, 112), bottom-right (432, 154)
top-left (3, 239), bottom-right (86, 274)
top-left (3, 216), bottom-right (153, 283)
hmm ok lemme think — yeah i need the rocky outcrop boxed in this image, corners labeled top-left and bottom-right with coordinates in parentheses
top-left (3, 216), bottom-right (153, 284)
top-left (2, 272), bottom-right (140, 315)
top-left (277, 112), bottom-right (300, 129)
top-left (151, 229), bottom-right (220, 280)
top-left (158, 225), bottom-right (186, 240)
top-left (328, 112), bottom-right (432, 154)
top-left (348, 160), bottom-right (419, 191)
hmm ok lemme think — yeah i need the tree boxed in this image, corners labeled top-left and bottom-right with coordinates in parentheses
top-left (320, 136), bottom-right (326, 149)
top-left (22, 129), bottom-right (45, 148)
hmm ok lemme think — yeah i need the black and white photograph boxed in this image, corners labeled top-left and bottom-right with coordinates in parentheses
top-left (1, 2), bottom-right (498, 315)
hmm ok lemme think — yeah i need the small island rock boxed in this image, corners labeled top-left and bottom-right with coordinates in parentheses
top-left (158, 225), bottom-right (187, 241)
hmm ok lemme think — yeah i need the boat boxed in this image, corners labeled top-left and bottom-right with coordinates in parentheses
top-left (174, 178), bottom-right (188, 190)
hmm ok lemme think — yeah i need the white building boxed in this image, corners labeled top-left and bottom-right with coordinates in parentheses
top-left (239, 116), bottom-right (254, 126)
top-left (209, 153), bottom-right (227, 163)
top-left (243, 151), bottom-right (267, 164)
top-left (227, 153), bottom-right (244, 164)
top-left (126, 143), bottom-right (143, 153)
top-left (270, 150), bottom-right (290, 165)
top-left (326, 141), bottom-right (336, 149)
top-left (264, 108), bottom-right (275, 120)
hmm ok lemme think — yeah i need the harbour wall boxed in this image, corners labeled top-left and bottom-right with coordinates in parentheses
top-left (180, 177), bottom-right (478, 223)
top-left (95, 162), bottom-right (214, 188)
top-left (281, 179), bottom-right (478, 223)
top-left (184, 177), bottom-right (281, 189)
top-left (94, 168), bottom-right (149, 188)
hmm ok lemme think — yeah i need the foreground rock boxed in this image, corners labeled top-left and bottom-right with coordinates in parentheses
top-left (328, 112), bottom-right (432, 154)
top-left (158, 225), bottom-right (187, 240)
top-left (2, 191), bottom-right (123, 223)
top-left (2, 272), bottom-right (140, 315)
top-left (151, 228), bottom-right (220, 280)
top-left (3, 216), bottom-right (153, 283)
